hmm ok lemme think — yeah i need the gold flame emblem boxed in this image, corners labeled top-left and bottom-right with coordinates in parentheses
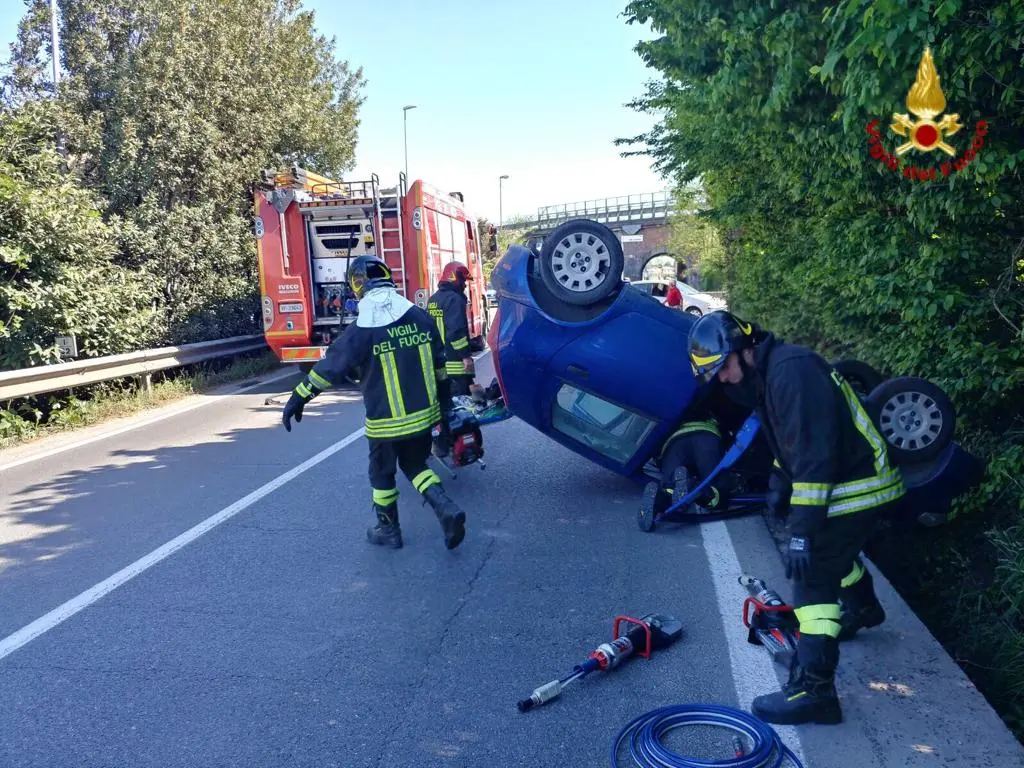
top-left (890, 47), bottom-right (963, 156)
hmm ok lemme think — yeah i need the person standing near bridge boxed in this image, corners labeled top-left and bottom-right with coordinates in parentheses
top-left (280, 255), bottom-right (468, 551)
top-left (688, 311), bottom-right (903, 725)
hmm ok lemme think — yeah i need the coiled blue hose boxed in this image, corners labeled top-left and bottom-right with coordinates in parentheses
top-left (611, 704), bottom-right (805, 768)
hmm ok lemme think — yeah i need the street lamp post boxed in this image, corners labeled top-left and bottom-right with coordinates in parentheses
top-left (403, 105), bottom-right (417, 180)
top-left (499, 174), bottom-right (509, 228)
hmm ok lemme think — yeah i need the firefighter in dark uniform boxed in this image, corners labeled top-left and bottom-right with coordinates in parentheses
top-left (281, 255), bottom-right (467, 551)
top-left (640, 406), bottom-right (730, 520)
top-left (688, 311), bottom-right (904, 725)
top-left (427, 261), bottom-right (476, 397)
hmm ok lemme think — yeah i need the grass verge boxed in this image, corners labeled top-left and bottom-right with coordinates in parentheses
top-left (0, 350), bottom-right (285, 452)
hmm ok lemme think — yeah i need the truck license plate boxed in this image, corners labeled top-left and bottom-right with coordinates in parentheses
top-left (279, 302), bottom-right (304, 314)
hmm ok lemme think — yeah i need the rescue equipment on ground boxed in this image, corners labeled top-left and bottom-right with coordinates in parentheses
top-left (739, 574), bottom-right (799, 667)
top-left (432, 379), bottom-right (513, 478)
top-left (516, 614), bottom-right (683, 713)
top-left (610, 703), bottom-right (805, 767)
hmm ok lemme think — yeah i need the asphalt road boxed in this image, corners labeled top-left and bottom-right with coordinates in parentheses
top-left (1, 355), bottom-right (1022, 768)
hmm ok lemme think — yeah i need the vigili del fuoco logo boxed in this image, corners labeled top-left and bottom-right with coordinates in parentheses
top-left (865, 47), bottom-right (988, 182)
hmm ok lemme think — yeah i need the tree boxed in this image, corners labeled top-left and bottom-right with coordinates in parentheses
top-left (0, 100), bottom-right (156, 369)
top-left (5, 0), bottom-right (366, 343)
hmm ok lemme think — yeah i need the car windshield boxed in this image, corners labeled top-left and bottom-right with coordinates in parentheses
top-left (552, 384), bottom-right (656, 465)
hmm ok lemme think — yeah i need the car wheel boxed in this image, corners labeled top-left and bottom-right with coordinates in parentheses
top-left (866, 377), bottom-right (956, 464)
top-left (831, 359), bottom-right (885, 399)
top-left (539, 219), bottom-right (624, 307)
top-left (685, 306), bottom-right (703, 317)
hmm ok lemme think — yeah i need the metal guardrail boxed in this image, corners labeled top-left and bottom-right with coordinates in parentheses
top-left (0, 335), bottom-right (268, 401)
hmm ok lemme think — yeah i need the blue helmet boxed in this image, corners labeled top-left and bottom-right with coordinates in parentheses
top-left (347, 256), bottom-right (396, 299)
top-left (688, 310), bottom-right (757, 383)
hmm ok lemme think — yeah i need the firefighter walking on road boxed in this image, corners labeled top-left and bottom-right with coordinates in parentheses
top-left (427, 261), bottom-right (476, 397)
top-left (688, 311), bottom-right (904, 725)
top-left (281, 255), bottom-right (468, 551)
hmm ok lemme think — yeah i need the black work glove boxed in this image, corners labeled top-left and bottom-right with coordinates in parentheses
top-left (282, 377), bottom-right (321, 432)
top-left (785, 535), bottom-right (812, 583)
top-left (282, 392), bottom-right (307, 432)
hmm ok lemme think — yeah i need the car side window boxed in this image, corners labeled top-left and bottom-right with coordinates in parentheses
top-left (552, 384), bottom-right (657, 465)
top-left (633, 283), bottom-right (653, 295)
top-left (652, 283), bottom-right (667, 298)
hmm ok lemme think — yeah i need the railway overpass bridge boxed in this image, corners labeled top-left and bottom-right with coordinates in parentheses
top-left (499, 191), bottom-right (686, 281)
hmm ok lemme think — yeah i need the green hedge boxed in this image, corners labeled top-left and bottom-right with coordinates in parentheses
top-left (623, 0), bottom-right (1024, 734)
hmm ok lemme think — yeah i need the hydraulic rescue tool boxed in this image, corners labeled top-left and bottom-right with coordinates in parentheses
top-left (432, 380), bottom-right (513, 478)
top-left (739, 574), bottom-right (799, 667)
top-left (517, 614), bottom-right (683, 713)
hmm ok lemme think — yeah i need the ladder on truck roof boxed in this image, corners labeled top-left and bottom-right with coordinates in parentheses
top-left (371, 172), bottom-right (408, 296)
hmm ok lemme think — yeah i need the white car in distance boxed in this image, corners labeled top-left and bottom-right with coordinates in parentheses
top-left (629, 279), bottom-right (728, 316)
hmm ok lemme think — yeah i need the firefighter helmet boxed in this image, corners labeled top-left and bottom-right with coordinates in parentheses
top-left (347, 256), bottom-right (395, 300)
top-left (687, 310), bottom-right (758, 383)
top-left (440, 261), bottom-right (472, 287)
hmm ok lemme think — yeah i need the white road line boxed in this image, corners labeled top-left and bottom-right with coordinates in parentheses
top-left (0, 427), bottom-right (366, 662)
top-left (700, 520), bottom-right (807, 764)
top-left (0, 367), bottom-right (298, 473)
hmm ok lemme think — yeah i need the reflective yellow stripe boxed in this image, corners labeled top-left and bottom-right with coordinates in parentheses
top-left (309, 370), bottom-right (331, 390)
top-left (419, 344), bottom-right (437, 404)
top-left (822, 371), bottom-right (907, 515)
top-left (691, 352), bottom-right (722, 367)
top-left (372, 488), bottom-right (399, 506)
top-left (827, 480), bottom-right (905, 517)
top-left (451, 336), bottom-right (469, 350)
top-left (791, 481), bottom-right (831, 506)
top-left (833, 371), bottom-right (890, 477)
top-left (831, 469), bottom-right (902, 500)
top-left (445, 361), bottom-right (467, 374)
top-left (841, 561), bottom-right (865, 588)
top-left (772, 458), bottom-right (781, 469)
top-left (380, 351), bottom-right (406, 418)
top-left (412, 469), bottom-right (440, 493)
top-left (661, 421), bottom-right (722, 456)
top-left (295, 382), bottom-right (313, 398)
top-left (795, 604), bottom-right (841, 637)
top-left (365, 404), bottom-right (441, 439)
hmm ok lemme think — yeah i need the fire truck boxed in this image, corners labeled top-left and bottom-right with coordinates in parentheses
top-left (253, 166), bottom-right (488, 370)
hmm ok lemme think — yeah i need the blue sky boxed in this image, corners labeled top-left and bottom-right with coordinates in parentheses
top-left (0, 0), bottom-right (667, 222)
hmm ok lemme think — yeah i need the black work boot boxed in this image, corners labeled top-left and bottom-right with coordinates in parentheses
top-left (422, 484), bottom-right (466, 550)
top-left (672, 467), bottom-right (691, 502)
top-left (751, 635), bottom-right (842, 725)
top-left (639, 480), bottom-right (669, 530)
top-left (839, 566), bottom-right (886, 641)
top-left (366, 503), bottom-right (403, 549)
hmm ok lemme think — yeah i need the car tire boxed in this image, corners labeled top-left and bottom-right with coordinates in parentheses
top-left (685, 306), bottom-right (703, 317)
top-left (831, 359), bottom-right (885, 399)
top-left (866, 377), bottom-right (956, 464)
top-left (538, 219), bottom-right (624, 307)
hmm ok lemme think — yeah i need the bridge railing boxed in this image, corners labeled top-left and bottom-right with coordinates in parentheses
top-left (535, 193), bottom-right (671, 225)
top-left (535, 191), bottom-right (675, 228)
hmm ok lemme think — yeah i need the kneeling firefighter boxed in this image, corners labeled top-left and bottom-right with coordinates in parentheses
top-left (688, 311), bottom-right (903, 725)
top-left (281, 256), bottom-right (468, 551)
top-left (427, 261), bottom-right (476, 397)
top-left (640, 406), bottom-right (730, 520)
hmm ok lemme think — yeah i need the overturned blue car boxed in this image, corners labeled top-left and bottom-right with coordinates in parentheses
top-left (485, 218), bottom-right (981, 531)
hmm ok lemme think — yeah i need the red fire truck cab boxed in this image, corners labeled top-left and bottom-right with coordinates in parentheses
top-left (254, 166), bottom-right (488, 369)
